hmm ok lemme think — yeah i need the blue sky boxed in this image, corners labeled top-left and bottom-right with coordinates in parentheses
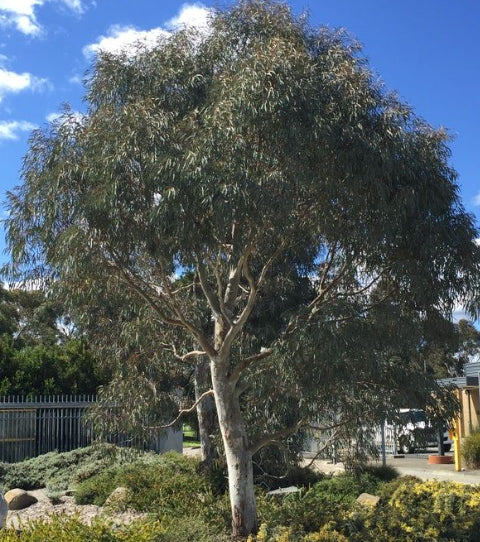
top-left (0, 0), bottom-right (479, 269)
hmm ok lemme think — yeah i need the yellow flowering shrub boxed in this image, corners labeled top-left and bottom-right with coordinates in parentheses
top-left (369, 479), bottom-right (480, 541)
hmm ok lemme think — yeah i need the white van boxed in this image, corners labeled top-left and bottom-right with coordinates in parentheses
top-left (396, 409), bottom-right (452, 454)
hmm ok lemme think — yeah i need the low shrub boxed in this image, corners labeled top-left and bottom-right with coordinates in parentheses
top-left (258, 470), bottom-right (388, 534)
top-left (0, 444), bottom-right (124, 491)
top-left (463, 430), bottom-right (480, 469)
top-left (44, 482), bottom-right (65, 504)
top-left (0, 517), bottom-right (230, 542)
top-left (0, 517), bottom-right (164, 542)
top-left (360, 464), bottom-right (398, 482)
top-left (376, 474), bottom-right (422, 502)
top-left (0, 516), bottom-right (231, 542)
top-left (75, 451), bottom-right (230, 529)
top-left (367, 480), bottom-right (480, 541)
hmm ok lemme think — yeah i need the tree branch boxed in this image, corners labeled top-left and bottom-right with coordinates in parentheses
top-left (160, 342), bottom-right (207, 362)
top-left (221, 241), bottom-right (287, 359)
top-left (107, 256), bottom-right (183, 328)
top-left (308, 260), bottom-right (348, 310)
top-left (301, 429), bottom-right (342, 469)
top-left (250, 418), bottom-right (307, 455)
top-left (156, 260), bottom-right (214, 354)
top-left (148, 389), bottom-right (215, 429)
top-left (230, 347), bottom-right (273, 385)
top-left (214, 251), bottom-right (233, 326)
top-left (196, 256), bottom-right (222, 318)
top-left (224, 253), bottom-right (246, 313)
top-left (107, 248), bottom-right (215, 357)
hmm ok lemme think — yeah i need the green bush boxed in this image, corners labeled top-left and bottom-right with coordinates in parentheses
top-left (367, 480), bottom-right (480, 541)
top-left (75, 451), bottom-right (230, 528)
top-left (376, 474), bottom-right (422, 502)
top-left (0, 515), bottom-right (232, 542)
top-left (259, 471), bottom-right (389, 534)
top-left (256, 475), bottom-right (480, 541)
top-left (463, 430), bottom-right (480, 469)
top-left (360, 464), bottom-right (398, 482)
top-left (255, 465), bottom-right (324, 492)
top-left (0, 443), bottom-right (124, 491)
top-left (0, 517), bottom-right (159, 542)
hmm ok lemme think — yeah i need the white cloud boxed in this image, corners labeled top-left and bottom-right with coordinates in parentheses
top-left (83, 3), bottom-right (210, 58)
top-left (83, 24), bottom-right (169, 58)
top-left (0, 0), bottom-right (85, 36)
top-left (0, 66), bottom-right (48, 102)
top-left (474, 192), bottom-right (480, 206)
top-left (46, 109), bottom-right (84, 126)
top-left (68, 74), bottom-right (82, 85)
top-left (0, 119), bottom-right (36, 141)
top-left (46, 111), bottom-right (61, 122)
top-left (166, 3), bottom-right (210, 31)
top-left (452, 305), bottom-right (469, 324)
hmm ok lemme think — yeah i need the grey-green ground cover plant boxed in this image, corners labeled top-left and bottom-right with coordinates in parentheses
top-left (0, 444), bottom-right (139, 492)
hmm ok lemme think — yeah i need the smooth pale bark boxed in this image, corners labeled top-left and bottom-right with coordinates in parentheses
top-left (211, 356), bottom-right (258, 538)
top-left (194, 357), bottom-right (217, 468)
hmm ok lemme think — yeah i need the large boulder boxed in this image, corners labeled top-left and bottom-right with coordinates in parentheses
top-left (356, 492), bottom-right (380, 507)
top-left (104, 486), bottom-right (130, 509)
top-left (4, 489), bottom-right (38, 511)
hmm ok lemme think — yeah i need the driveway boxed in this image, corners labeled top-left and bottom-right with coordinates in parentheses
top-left (305, 453), bottom-right (480, 485)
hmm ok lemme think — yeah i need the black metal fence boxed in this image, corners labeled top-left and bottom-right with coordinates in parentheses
top-left (0, 395), bottom-right (182, 462)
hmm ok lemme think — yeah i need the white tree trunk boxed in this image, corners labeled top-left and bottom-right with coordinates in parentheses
top-left (194, 358), bottom-right (217, 468)
top-left (211, 357), bottom-right (258, 538)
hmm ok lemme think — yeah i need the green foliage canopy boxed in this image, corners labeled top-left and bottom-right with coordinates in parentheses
top-left (4, 0), bottom-right (480, 535)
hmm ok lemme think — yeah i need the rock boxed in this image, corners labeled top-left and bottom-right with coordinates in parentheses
top-left (104, 487), bottom-right (130, 509)
top-left (267, 486), bottom-right (300, 496)
top-left (5, 489), bottom-right (38, 511)
top-left (356, 493), bottom-right (380, 507)
top-left (0, 492), bottom-right (7, 527)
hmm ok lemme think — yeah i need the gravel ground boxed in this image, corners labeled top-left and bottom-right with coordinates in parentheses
top-left (6, 489), bottom-right (148, 530)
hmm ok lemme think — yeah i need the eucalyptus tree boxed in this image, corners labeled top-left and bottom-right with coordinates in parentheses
top-left (5, 1), bottom-right (480, 536)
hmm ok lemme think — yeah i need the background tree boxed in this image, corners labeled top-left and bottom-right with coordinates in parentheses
top-left (5, 1), bottom-right (480, 537)
top-left (420, 317), bottom-right (480, 379)
top-left (0, 286), bottom-right (108, 396)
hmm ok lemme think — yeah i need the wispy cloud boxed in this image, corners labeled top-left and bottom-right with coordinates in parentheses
top-left (0, 120), bottom-right (36, 141)
top-left (0, 0), bottom-right (86, 36)
top-left (0, 66), bottom-right (48, 102)
top-left (68, 74), bottom-right (82, 85)
top-left (46, 109), bottom-right (84, 125)
top-left (46, 111), bottom-right (61, 122)
top-left (474, 192), bottom-right (480, 207)
top-left (83, 24), bottom-right (169, 58)
top-left (166, 3), bottom-right (210, 31)
top-left (83, 3), bottom-right (210, 58)
top-left (452, 304), bottom-right (469, 324)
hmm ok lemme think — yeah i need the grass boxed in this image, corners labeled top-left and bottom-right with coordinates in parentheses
top-left (183, 424), bottom-right (201, 448)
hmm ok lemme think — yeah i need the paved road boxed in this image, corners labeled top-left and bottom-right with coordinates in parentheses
top-left (306, 454), bottom-right (480, 485)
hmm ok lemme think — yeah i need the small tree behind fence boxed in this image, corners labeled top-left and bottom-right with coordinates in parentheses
top-left (0, 395), bottom-right (180, 462)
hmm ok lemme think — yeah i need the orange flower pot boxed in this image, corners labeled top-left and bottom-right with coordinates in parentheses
top-left (428, 455), bottom-right (454, 465)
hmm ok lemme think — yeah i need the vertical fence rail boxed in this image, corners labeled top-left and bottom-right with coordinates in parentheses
top-left (0, 395), bottom-right (181, 462)
top-left (374, 423), bottom-right (397, 455)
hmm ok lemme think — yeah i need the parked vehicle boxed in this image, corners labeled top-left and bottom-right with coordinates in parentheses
top-left (397, 409), bottom-right (452, 454)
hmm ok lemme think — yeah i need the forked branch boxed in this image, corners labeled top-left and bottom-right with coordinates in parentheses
top-left (250, 418), bottom-right (307, 455)
top-left (148, 389), bottom-right (215, 429)
top-left (230, 347), bottom-right (273, 385)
